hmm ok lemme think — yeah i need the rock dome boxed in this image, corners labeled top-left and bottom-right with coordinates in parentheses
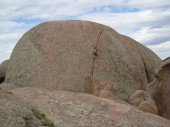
top-left (5, 20), bottom-right (162, 101)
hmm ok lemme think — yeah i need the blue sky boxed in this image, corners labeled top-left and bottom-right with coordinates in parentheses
top-left (0, 0), bottom-right (170, 63)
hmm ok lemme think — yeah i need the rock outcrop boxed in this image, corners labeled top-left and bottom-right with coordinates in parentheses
top-left (11, 87), bottom-right (170, 127)
top-left (0, 60), bottom-right (9, 84)
top-left (0, 91), bottom-right (42, 127)
top-left (151, 60), bottom-right (170, 119)
top-left (130, 90), bottom-right (158, 114)
top-left (159, 60), bottom-right (170, 119)
top-left (4, 20), bottom-right (162, 101)
top-left (84, 74), bottom-right (120, 101)
top-left (0, 20), bottom-right (169, 126)
top-left (138, 101), bottom-right (158, 114)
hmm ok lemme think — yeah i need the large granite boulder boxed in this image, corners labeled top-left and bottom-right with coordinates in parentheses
top-left (0, 60), bottom-right (9, 84)
top-left (5, 20), bottom-right (162, 101)
top-left (153, 60), bottom-right (170, 119)
top-left (160, 60), bottom-right (170, 119)
top-left (11, 87), bottom-right (170, 127)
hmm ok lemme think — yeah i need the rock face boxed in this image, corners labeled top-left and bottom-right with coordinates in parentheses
top-left (84, 74), bottom-right (120, 101)
top-left (11, 87), bottom-right (170, 127)
top-left (146, 60), bottom-right (170, 120)
top-left (0, 60), bottom-right (9, 84)
top-left (0, 91), bottom-right (42, 127)
top-left (130, 90), bottom-right (158, 114)
top-left (0, 20), bottom-right (169, 125)
top-left (5, 20), bottom-right (162, 101)
top-left (154, 60), bottom-right (170, 119)
top-left (138, 101), bottom-right (157, 114)
top-left (0, 83), bottom-right (18, 91)
top-left (160, 60), bottom-right (170, 119)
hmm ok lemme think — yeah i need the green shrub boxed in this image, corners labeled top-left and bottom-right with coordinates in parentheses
top-left (32, 108), bottom-right (54, 127)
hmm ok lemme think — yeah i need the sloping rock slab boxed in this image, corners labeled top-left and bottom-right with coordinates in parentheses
top-left (12, 87), bottom-right (170, 127)
top-left (0, 91), bottom-right (41, 127)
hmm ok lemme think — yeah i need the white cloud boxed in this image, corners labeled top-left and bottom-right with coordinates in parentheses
top-left (77, 9), bottom-right (170, 47)
top-left (0, 0), bottom-right (169, 62)
top-left (147, 41), bottom-right (170, 59)
top-left (127, 0), bottom-right (170, 9)
top-left (130, 26), bottom-right (170, 45)
top-left (148, 41), bottom-right (170, 52)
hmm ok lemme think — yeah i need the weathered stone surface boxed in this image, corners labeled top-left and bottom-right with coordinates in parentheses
top-left (146, 60), bottom-right (170, 119)
top-left (146, 78), bottom-right (160, 95)
top-left (130, 90), bottom-right (145, 107)
top-left (5, 21), bottom-right (162, 101)
top-left (153, 60), bottom-right (170, 119)
top-left (146, 78), bottom-right (163, 115)
top-left (138, 101), bottom-right (158, 114)
top-left (159, 60), bottom-right (170, 120)
top-left (0, 83), bottom-right (18, 91)
top-left (84, 74), bottom-right (98, 95)
top-left (99, 82), bottom-right (120, 100)
top-left (0, 91), bottom-right (42, 127)
top-left (130, 90), bottom-right (158, 114)
top-left (0, 60), bottom-right (9, 84)
top-left (84, 74), bottom-right (120, 101)
top-left (12, 87), bottom-right (170, 127)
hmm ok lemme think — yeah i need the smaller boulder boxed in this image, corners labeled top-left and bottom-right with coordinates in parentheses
top-left (130, 90), bottom-right (145, 107)
top-left (130, 90), bottom-right (158, 114)
top-left (93, 84), bottom-right (106, 96)
top-left (138, 101), bottom-right (158, 114)
top-left (84, 74), bottom-right (120, 101)
top-left (84, 74), bottom-right (100, 94)
top-left (99, 82), bottom-right (120, 100)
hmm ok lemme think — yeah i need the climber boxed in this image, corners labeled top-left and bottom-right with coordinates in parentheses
top-left (93, 47), bottom-right (98, 59)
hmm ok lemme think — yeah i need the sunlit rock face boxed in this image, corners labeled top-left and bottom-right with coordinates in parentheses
top-left (5, 20), bottom-right (162, 101)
